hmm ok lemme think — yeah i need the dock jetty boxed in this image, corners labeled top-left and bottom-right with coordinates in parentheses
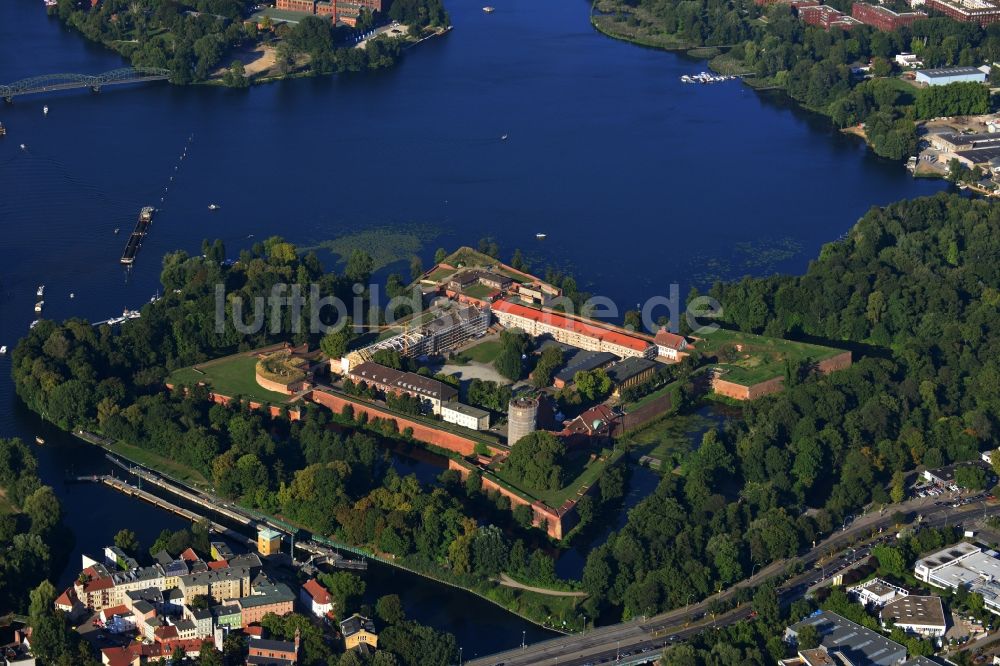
top-left (75, 432), bottom-right (367, 570)
top-left (120, 206), bottom-right (155, 265)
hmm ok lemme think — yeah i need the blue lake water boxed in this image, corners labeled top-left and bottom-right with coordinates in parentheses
top-left (0, 0), bottom-right (945, 645)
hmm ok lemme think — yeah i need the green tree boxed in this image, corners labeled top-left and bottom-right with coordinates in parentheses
top-left (376, 594), bottom-right (405, 625)
top-left (114, 528), bottom-right (140, 556)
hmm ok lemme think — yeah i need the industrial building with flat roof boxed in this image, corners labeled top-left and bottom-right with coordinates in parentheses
top-left (915, 66), bottom-right (988, 85)
top-left (914, 542), bottom-right (1000, 614)
top-left (785, 610), bottom-right (907, 665)
top-left (879, 595), bottom-right (947, 637)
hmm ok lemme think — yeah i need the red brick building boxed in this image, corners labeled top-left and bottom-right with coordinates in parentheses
top-left (851, 2), bottom-right (927, 30)
top-left (797, 4), bottom-right (861, 28)
top-left (924, 0), bottom-right (1000, 25)
top-left (276, 0), bottom-right (317, 12)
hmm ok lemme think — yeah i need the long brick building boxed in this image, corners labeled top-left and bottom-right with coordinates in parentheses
top-left (274, 0), bottom-right (382, 25)
top-left (922, 0), bottom-right (1000, 24)
top-left (851, 2), bottom-right (927, 29)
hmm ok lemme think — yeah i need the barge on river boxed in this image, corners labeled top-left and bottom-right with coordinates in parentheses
top-left (120, 206), bottom-right (155, 265)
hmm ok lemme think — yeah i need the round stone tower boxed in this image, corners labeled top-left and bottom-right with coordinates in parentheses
top-left (507, 396), bottom-right (539, 446)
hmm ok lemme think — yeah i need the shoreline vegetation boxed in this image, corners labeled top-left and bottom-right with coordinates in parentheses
top-left (589, 0), bottom-right (997, 162)
top-left (12, 191), bottom-right (1000, 651)
top-left (48, 0), bottom-right (451, 87)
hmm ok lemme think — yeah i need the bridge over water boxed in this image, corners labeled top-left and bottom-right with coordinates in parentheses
top-left (1, 67), bottom-right (170, 102)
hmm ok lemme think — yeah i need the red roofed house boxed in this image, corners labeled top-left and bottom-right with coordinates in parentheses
top-left (207, 560), bottom-right (229, 571)
top-left (76, 574), bottom-right (115, 611)
top-left (179, 548), bottom-right (199, 562)
top-left (653, 328), bottom-right (690, 361)
top-left (102, 638), bottom-right (206, 666)
top-left (54, 587), bottom-right (82, 616)
top-left (300, 579), bottom-right (333, 619)
top-left (561, 403), bottom-right (617, 446)
top-left (490, 300), bottom-right (657, 359)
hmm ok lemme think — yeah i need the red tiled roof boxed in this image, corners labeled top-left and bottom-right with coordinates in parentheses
top-left (654, 328), bottom-right (687, 350)
top-left (55, 587), bottom-right (77, 609)
top-left (179, 548), bottom-right (199, 562)
top-left (153, 625), bottom-right (179, 641)
top-left (82, 576), bottom-right (114, 592)
top-left (302, 578), bottom-right (331, 605)
top-left (491, 300), bottom-right (652, 353)
top-left (101, 604), bottom-right (130, 620)
top-left (207, 560), bottom-right (229, 570)
top-left (245, 625), bottom-right (264, 637)
top-left (562, 404), bottom-right (616, 437)
top-left (101, 646), bottom-right (141, 666)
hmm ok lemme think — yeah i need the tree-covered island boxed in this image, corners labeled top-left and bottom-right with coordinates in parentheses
top-left (51, 0), bottom-right (450, 86)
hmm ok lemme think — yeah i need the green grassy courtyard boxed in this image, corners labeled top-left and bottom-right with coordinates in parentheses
top-left (695, 328), bottom-right (843, 387)
top-left (169, 354), bottom-right (293, 405)
top-left (451, 339), bottom-right (502, 364)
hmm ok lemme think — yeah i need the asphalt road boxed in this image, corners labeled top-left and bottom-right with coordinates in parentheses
top-left (466, 494), bottom-right (1000, 666)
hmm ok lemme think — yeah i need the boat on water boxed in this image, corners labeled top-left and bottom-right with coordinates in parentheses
top-left (0, 123), bottom-right (6, 137)
top-left (43, 105), bottom-right (49, 116)
top-left (536, 233), bottom-right (547, 240)
top-left (35, 436), bottom-right (44, 446)
top-left (208, 204), bottom-right (221, 211)
top-left (123, 309), bottom-right (141, 320)
top-left (69, 293), bottom-right (75, 299)
top-left (120, 206), bottom-right (156, 266)
top-left (501, 134), bottom-right (508, 141)
top-left (114, 228), bottom-right (120, 234)
top-left (483, 5), bottom-right (495, 11)
top-left (19, 144), bottom-right (26, 150)
top-left (37, 285), bottom-right (44, 297)
top-left (0, 346), bottom-right (7, 355)
top-left (29, 320), bottom-right (39, 329)
top-left (34, 301), bottom-right (44, 313)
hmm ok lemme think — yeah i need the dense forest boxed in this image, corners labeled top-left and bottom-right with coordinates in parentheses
top-left (581, 193), bottom-right (1000, 627)
top-left (597, 0), bottom-right (1000, 159)
top-left (53, 0), bottom-right (447, 85)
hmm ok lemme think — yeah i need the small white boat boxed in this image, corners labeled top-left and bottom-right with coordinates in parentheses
top-left (0, 346), bottom-right (7, 355)
top-left (69, 293), bottom-right (75, 299)
top-left (536, 233), bottom-right (547, 240)
top-left (29, 320), bottom-right (39, 329)
top-left (483, 5), bottom-right (495, 11)
top-left (37, 285), bottom-right (44, 297)
top-left (208, 204), bottom-right (221, 211)
top-left (34, 301), bottom-right (44, 313)
top-left (19, 143), bottom-right (26, 150)
top-left (123, 309), bottom-right (141, 320)
top-left (114, 228), bottom-right (120, 234)
top-left (35, 436), bottom-right (44, 446)
top-left (43, 105), bottom-right (49, 116)
top-left (501, 134), bottom-right (508, 141)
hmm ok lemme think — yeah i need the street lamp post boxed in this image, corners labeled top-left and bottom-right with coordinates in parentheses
top-left (459, 647), bottom-right (463, 666)
top-left (521, 630), bottom-right (526, 649)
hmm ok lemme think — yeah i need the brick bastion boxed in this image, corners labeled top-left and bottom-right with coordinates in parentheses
top-left (711, 350), bottom-right (852, 401)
